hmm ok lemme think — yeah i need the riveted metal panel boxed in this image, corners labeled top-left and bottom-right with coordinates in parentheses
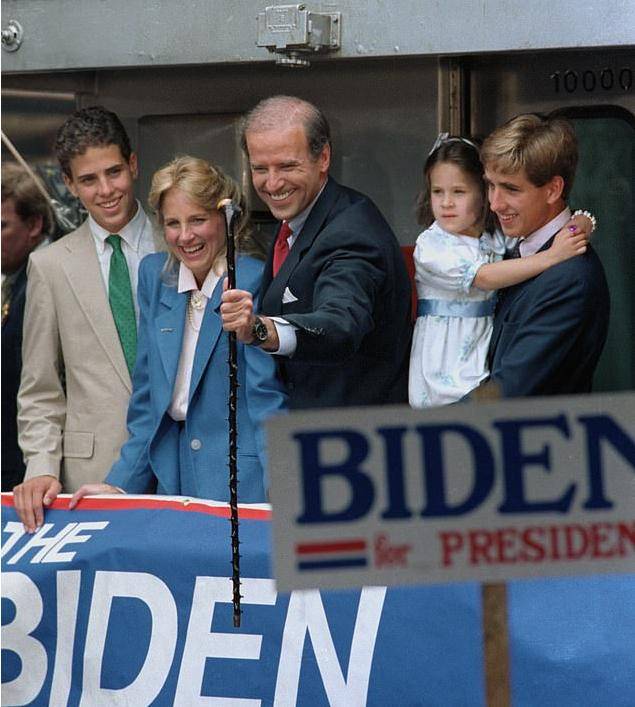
top-left (2, 0), bottom-right (634, 73)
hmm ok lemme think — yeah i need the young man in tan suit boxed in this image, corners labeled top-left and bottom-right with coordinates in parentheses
top-left (13, 106), bottom-right (159, 531)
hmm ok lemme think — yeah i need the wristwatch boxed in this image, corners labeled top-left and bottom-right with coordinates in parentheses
top-left (251, 316), bottom-right (268, 346)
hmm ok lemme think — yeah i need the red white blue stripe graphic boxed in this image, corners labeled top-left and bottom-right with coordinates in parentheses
top-left (295, 538), bottom-right (368, 570)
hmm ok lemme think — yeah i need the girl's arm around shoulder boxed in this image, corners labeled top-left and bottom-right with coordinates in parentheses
top-left (473, 221), bottom-right (589, 291)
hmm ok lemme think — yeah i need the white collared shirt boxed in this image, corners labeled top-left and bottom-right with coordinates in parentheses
top-left (168, 263), bottom-right (222, 421)
top-left (282, 185), bottom-right (326, 249)
top-left (89, 201), bottom-right (156, 321)
top-left (519, 208), bottom-right (572, 257)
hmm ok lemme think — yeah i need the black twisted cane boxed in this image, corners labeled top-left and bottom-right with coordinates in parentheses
top-left (217, 198), bottom-right (242, 627)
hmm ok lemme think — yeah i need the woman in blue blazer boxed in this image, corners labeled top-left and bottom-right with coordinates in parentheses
top-left (71, 156), bottom-right (287, 502)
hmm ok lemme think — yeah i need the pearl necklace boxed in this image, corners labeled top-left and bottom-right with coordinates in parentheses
top-left (187, 291), bottom-right (205, 332)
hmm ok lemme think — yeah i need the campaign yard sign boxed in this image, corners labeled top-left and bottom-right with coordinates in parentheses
top-left (266, 392), bottom-right (635, 592)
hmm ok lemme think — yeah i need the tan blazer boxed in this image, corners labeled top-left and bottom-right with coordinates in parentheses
top-left (18, 220), bottom-right (160, 492)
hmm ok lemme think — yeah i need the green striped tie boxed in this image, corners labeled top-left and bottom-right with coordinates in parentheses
top-left (106, 235), bottom-right (137, 375)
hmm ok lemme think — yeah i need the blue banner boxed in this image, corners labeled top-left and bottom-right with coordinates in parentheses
top-left (2, 495), bottom-right (634, 706)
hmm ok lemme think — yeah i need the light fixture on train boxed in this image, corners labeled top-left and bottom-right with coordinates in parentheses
top-left (257, 4), bottom-right (341, 67)
top-left (1, 20), bottom-right (23, 52)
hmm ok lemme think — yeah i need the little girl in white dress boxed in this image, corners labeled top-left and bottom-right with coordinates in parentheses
top-left (409, 135), bottom-right (592, 408)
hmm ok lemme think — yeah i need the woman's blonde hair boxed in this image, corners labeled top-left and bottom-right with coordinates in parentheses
top-left (148, 156), bottom-right (263, 281)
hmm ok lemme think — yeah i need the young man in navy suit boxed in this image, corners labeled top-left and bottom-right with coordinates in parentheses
top-left (478, 113), bottom-right (609, 397)
top-left (221, 95), bottom-right (412, 409)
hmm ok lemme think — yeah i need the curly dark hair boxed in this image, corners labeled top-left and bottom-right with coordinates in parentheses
top-left (55, 105), bottom-right (132, 177)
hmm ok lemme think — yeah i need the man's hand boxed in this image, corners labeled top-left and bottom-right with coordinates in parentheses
top-left (13, 475), bottom-right (62, 533)
top-left (221, 279), bottom-right (281, 351)
top-left (220, 279), bottom-right (257, 342)
top-left (68, 483), bottom-right (124, 509)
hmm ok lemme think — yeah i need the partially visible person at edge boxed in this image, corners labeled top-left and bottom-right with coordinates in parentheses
top-left (2, 163), bottom-right (54, 491)
top-left (409, 135), bottom-right (594, 408)
top-left (69, 156), bottom-right (287, 506)
top-left (13, 106), bottom-right (160, 532)
top-left (471, 113), bottom-right (610, 397)
top-left (220, 95), bottom-right (412, 409)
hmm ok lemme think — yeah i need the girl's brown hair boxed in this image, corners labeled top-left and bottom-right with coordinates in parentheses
top-left (416, 137), bottom-right (495, 233)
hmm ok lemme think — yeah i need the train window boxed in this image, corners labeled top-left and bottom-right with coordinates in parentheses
top-left (1, 91), bottom-right (84, 238)
top-left (551, 106), bottom-right (635, 392)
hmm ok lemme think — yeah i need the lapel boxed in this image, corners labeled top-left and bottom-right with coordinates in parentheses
top-left (489, 292), bottom-right (513, 360)
top-left (537, 233), bottom-right (557, 254)
top-left (188, 277), bottom-right (224, 400)
top-left (490, 231), bottom-right (559, 360)
top-left (11, 264), bottom-right (28, 303)
top-left (263, 178), bottom-right (338, 314)
top-left (61, 223), bottom-right (132, 393)
top-left (156, 283), bottom-right (187, 387)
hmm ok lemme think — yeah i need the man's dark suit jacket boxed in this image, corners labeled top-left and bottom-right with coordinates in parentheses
top-left (487, 236), bottom-right (610, 397)
top-left (260, 177), bottom-right (412, 409)
top-left (2, 264), bottom-right (28, 490)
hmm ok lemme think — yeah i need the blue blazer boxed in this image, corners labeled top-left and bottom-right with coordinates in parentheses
top-left (107, 253), bottom-right (287, 501)
top-left (488, 239), bottom-right (610, 396)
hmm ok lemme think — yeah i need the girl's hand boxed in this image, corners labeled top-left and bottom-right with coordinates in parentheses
top-left (569, 211), bottom-right (595, 239)
top-left (550, 223), bottom-right (588, 263)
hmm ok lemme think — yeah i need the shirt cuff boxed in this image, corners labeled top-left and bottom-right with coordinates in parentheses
top-left (270, 317), bottom-right (297, 356)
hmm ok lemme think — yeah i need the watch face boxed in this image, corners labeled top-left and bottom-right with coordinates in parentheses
top-left (253, 317), bottom-right (268, 342)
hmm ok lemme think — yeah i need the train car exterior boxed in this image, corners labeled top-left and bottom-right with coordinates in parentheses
top-left (2, 1), bottom-right (634, 390)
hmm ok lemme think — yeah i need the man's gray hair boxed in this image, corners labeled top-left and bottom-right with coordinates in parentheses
top-left (240, 95), bottom-right (331, 159)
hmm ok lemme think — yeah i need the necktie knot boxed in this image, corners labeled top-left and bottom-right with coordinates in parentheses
top-left (106, 234), bottom-right (123, 253)
top-left (278, 221), bottom-right (292, 242)
top-left (509, 238), bottom-right (524, 259)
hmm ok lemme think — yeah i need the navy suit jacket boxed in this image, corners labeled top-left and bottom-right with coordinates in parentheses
top-left (107, 253), bottom-right (287, 501)
top-left (260, 177), bottom-right (412, 409)
top-left (1, 264), bottom-right (27, 490)
top-left (487, 237), bottom-right (610, 396)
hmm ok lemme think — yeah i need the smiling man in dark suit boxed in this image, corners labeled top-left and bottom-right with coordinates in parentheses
top-left (221, 95), bottom-right (412, 409)
top-left (478, 113), bottom-right (610, 397)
